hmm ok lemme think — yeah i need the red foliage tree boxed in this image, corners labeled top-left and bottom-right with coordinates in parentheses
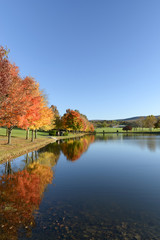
top-left (61, 109), bottom-right (85, 131)
top-left (0, 63), bottom-right (30, 143)
top-left (0, 46), bottom-right (11, 102)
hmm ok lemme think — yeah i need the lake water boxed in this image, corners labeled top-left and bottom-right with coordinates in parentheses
top-left (1, 134), bottom-right (160, 240)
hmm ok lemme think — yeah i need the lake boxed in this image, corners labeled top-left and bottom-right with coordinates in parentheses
top-left (1, 134), bottom-right (160, 240)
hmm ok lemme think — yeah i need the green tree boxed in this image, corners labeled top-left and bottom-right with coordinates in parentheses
top-left (154, 118), bottom-right (160, 129)
top-left (144, 115), bottom-right (157, 131)
top-left (50, 105), bottom-right (62, 130)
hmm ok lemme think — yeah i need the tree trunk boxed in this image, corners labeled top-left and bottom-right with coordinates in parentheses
top-left (35, 129), bottom-right (37, 139)
top-left (8, 127), bottom-right (13, 144)
top-left (26, 128), bottom-right (29, 140)
top-left (6, 127), bottom-right (8, 136)
top-left (31, 130), bottom-right (34, 142)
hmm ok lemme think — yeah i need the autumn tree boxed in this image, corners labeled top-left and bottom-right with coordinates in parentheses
top-left (89, 123), bottom-right (94, 132)
top-left (0, 63), bottom-right (31, 144)
top-left (61, 109), bottom-right (94, 132)
top-left (61, 109), bottom-right (85, 132)
top-left (0, 46), bottom-right (11, 103)
top-left (30, 94), bottom-right (54, 141)
top-left (144, 115), bottom-right (157, 131)
top-left (50, 105), bottom-right (59, 117)
top-left (18, 76), bottom-right (42, 139)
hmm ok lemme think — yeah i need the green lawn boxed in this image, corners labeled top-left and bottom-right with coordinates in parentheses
top-left (0, 127), bottom-right (84, 139)
top-left (0, 127), bottom-right (49, 138)
top-left (95, 127), bottom-right (160, 133)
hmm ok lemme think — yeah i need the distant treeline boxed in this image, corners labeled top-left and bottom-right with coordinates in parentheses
top-left (90, 115), bottom-right (160, 129)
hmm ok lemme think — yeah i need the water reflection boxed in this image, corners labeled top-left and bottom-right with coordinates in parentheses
top-left (96, 133), bottom-right (160, 152)
top-left (0, 144), bottom-right (59, 240)
top-left (0, 135), bottom-right (95, 240)
top-left (0, 164), bottom-right (53, 240)
top-left (61, 135), bottom-right (95, 161)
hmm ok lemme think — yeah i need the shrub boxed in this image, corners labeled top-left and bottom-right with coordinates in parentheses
top-left (63, 131), bottom-right (68, 136)
top-left (123, 126), bottom-right (132, 131)
top-left (49, 130), bottom-right (56, 136)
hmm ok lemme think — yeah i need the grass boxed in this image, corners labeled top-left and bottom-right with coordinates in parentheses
top-left (0, 127), bottom-right (48, 138)
top-left (95, 127), bottom-right (160, 133)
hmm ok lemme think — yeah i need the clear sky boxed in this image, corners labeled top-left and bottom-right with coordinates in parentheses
top-left (1, 0), bottom-right (160, 120)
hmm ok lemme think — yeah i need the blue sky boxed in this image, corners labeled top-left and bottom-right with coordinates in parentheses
top-left (1, 0), bottom-right (160, 120)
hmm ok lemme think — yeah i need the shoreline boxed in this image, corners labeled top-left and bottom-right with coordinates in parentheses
top-left (0, 133), bottom-right (86, 164)
top-left (96, 131), bottom-right (160, 134)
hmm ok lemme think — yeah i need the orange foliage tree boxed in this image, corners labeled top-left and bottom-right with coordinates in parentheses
top-left (18, 76), bottom-right (42, 139)
top-left (61, 109), bottom-right (94, 132)
top-left (29, 95), bottom-right (54, 141)
top-left (61, 109), bottom-right (85, 131)
top-left (0, 46), bottom-right (11, 103)
top-left (0, 63), bottom-right (31, 144)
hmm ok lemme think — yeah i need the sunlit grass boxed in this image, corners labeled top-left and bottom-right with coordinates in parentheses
top-left (0, 127), bottom-right (49, 138)
top-left (95, 127), bottom-right (160, 132)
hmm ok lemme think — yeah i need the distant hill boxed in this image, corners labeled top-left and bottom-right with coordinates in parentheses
top-left (90, 115), bottom-right (160, 122)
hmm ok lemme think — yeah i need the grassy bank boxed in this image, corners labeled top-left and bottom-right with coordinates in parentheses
top-left (95, 127), bottom-right (160, 133)
top-left (0, 128), bottom-right (86, 163)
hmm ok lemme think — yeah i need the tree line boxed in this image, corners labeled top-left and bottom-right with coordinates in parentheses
top-left (128, 115), bottom-right (160, 131)
top-left (121, 115), bottom-right (160, 131)
top-left (0, 46), bottom-right (94, 144)
top-left (91, 115), bottom-right (160, 131)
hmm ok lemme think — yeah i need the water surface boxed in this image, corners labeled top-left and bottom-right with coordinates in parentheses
top-left (1, 134), bottom-right (160, 240)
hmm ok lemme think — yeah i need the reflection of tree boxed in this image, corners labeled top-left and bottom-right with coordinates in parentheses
top-left (4, 161), bottom-right (13, 175)
top-left (95, 134), bottom-right (159, 152)
top-left (146, 138), bottom-right (156, 152)
top-left (24, 143), bottom-right (61, 169)
top-left (37, 143), bottom-right (61, 167)
top-left (0, 163), bottom-right (53, 240)
top-left (61, 135), bottom-right (95, 161)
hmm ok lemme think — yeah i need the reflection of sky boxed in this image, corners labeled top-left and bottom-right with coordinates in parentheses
top-left (0, 152), bottom-right (37, 176)
top-left (43, 135), bottom-right (160, 216)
